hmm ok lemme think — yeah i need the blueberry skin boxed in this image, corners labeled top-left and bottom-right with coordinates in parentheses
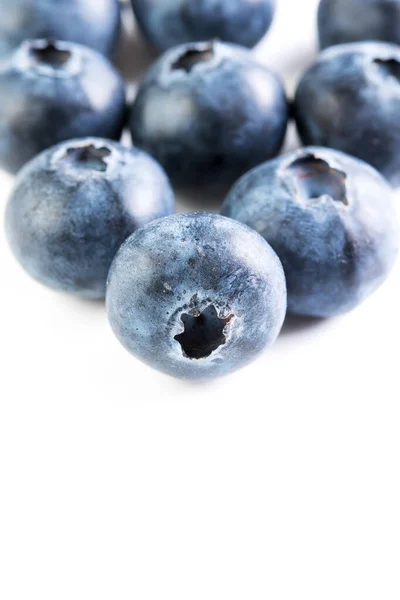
top-left (131, 0), bottom-right (276, 52)
top-left (0, 39), bottom-right (126, 174)
top-left (5, 138), bottom-right (175, 300)
top-left (107, 212), bottom-right (287, 380)
top-left (294, 42), bottom-right (400, 186)
top-left (221, 147), bottom-right (399, 318)
top-left (130, 41), bottom-right (288, 190)
top-left (318, 0), bottom-right (400, 50)
top-left (0, 0), bottom-right (121, 58)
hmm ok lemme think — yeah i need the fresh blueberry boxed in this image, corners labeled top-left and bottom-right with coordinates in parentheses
top-left (131, 0), bottom-right (276, 52)
top-left (5, 138), bottom-right (175, 299)
top-left (130, 40), bottom-right (288, 191)
top-left (106, 212), bottom-right (287, 379)
top-left (221, 147), bottom-right (399, 318)
top-left (0, 39), bottom-right (126, 174)
top-left (0, 0), bottom-right (121, 57)
top-left (294, 42), bottom-right (400, 186)
top-left (318, 0), bottom-right (400, 50)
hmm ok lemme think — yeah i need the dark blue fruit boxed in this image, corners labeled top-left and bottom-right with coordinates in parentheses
top-left (318, 0), bottom-right (400, 50)
top-left (0, 39), bottom-right (126, 174)
top-left (107, 212), bottom-right (287, 379)
top-left (0, 0), bottom-right (121, 57)
top-left (130, 40), bottom-right (288, 190)
top-left (221, 147), bottom-right (399, 317)
top-left (131, 0), bottom-right (276, 52)
top-left (5, 138), bottom-right (175, 299)
top-left (294, 42), bottom-right (400, 186)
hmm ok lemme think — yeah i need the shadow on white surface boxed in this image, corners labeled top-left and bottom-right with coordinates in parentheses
top-left (280, 314), bottom-right (328, 336)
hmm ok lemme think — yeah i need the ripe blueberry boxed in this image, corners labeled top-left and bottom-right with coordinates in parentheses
top-left (221, 147), bottom-right (399, 317)
top-left (294, 42), bottom-right (400, 186)
top-left (0, 0), bottom-right (120, 57)
top-left (0, 39), bottom-right (126, 173)
top-left (131, 0), bottom-right (276, 52)
top-left (318, 0), bottom-right (400, 50)
top-left (130, 40), bottom-right (288, 191)
top-left (107, 212), bottom-right (287, 379)
top-left (6, 138), bottom-right (175, 299)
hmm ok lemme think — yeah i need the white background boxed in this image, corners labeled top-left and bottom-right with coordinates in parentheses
top-left (1, 0), bottom-right (400, 598)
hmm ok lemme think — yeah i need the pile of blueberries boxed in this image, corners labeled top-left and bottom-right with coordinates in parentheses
top-left (3, 0), bottom-right (400, 380)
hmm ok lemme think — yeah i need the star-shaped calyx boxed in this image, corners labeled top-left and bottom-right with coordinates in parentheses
top-left (174, 304), bottom-right (234, 360)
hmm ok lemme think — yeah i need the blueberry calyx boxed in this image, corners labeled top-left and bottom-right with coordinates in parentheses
top-left (174, 304), bottom-right (234, 359)
top-left (63, 144), bottom-right (112, 172)
top-left (29, 40), bottom-right (71, 69)
top-left (171, 42), bottom-right (215, 73)
top-left (373, 57), bottom-right (400, 81)
top-left (285, 153), bottom-right (349, 206)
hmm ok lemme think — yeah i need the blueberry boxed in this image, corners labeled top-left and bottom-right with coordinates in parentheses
top-left (294, 42), bottom-right (400, 186)
top-left (131, 0), bottom-right (276, 52)
top-left (0, 39), bottom-right (126, 174)
top-left (106, 212), bottom-right (286, 379)
top-left (0, 0), bottom-right (121, 57)
top-left (5, 138), bottom-right (175, 299)
top-left (221, 147), bottom-right (399, 318)
top-left (318, 0), bottom-right (400, 50)
top-left (130, 40), bottom-right (288, 191)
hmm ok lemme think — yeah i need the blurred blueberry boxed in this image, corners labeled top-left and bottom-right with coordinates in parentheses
top-left (107, 212), bottom-right (286, 379)
top-left (5, 138), bottom-right (175, 299)
top-left (318, 0), bottom-right (400, 49)
top-left (130, 40), bottom-right (288, 191)
top-left (0, 0), bottom-right (121, 57)
top-left (221, 147), bottom-right (399, 317)
top-left (294, 42), bottom-right (400, 186)
top-left (131, 0), bottom-right (276, 52)
top-left (0, 39), bottom-right (126, 174)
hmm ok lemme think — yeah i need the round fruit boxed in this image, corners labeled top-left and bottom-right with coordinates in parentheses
top-left (130, 40), bottom-right (288, 190)
top-left (294, 42), bottom-right (400, 186)
top-left (107, 212), bottom-right (287, 379)
top-left (131, 0), bottom-right (276, 52)
top-left (318, 0), bottom-right (400, 50)
top-left (6, 138), bottom-right (175, 299)
top-left (221, 147), bottom-right (399, 317)
top-left (0, 39), bottom-right (126, 173)
top-left (0, 0), bottom-right (120, 57)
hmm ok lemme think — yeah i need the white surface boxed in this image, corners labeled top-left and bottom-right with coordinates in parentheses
top-left (1, 1), bottom-right (400, 599)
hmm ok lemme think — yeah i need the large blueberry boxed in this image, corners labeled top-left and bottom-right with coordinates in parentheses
top-left (0, 39), bottom-right (126, 174)
top-left (131, 0), bottom-right (276, 52)
top-left (130, 40), bottom-right (288, 191)
top-left (5, 138), bottom-right (175, 299)
top-left (107, 212), bottom-right (286, 379)
top-left (318, 0), bottom-right (400, 50)
top-left (0, 0), bottom-right (121, 57)
top-left (221, 147), bottom-right (399, 318)
top-left (294, 42), bottom-right (400, 186)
